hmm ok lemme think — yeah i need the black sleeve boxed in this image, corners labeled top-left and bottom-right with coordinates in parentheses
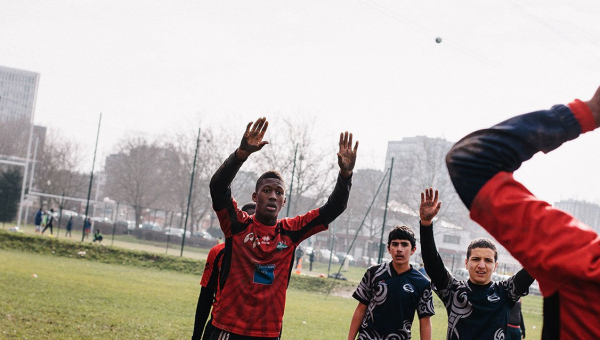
top-left (419, 222), bottom-right (450, 290)
top-left (318, 172), bottom-right (352, 225)
top-left (513, 268), bottom-right (535, 295)
top-left (520, 310), bottom-right (526, 338)
top-left (209, 152), bottom-right (244, 211)
top-left (446, 104), bottom-right (581, 209)
top-left (191, 286), bottom-right (215, 340)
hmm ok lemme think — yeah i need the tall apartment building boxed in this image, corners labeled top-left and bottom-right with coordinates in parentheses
top-left (555, 199), bottom-right (600, 233)
top-left (0, 65), bottom-right (42, 159)
top-left (0, 65), bottom-right (40, 122)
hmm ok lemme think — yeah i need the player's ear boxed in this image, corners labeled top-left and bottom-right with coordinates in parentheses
top-left (411, 246), bottom-right (416, 255)
top-left (252, 192), bottom-right (257, 202)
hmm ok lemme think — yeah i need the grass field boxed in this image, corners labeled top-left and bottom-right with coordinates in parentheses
top-left (0, 249), bottom-right (544, 339)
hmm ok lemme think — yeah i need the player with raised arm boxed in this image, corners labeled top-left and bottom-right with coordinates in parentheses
top-left (209, 117), bottom-right (358, 339)
top-left (419, 188), bottom-right (533, 339)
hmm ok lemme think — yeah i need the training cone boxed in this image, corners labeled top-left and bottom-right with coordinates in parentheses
top-left (295, 258), bottom-right (302, 274)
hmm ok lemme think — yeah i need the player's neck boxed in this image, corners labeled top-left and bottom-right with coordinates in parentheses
top-left (391, 261), bottom-right (410, 274)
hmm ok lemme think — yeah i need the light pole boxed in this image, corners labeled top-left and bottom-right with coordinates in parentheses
top-left (81, 113), bottom-right (102, 242)
top-left (286, 144), bottom-right (298, 217)
top-left (378, 157), bottom-right (394, 264)
top-left (181, 128), bottom-right (201, 257)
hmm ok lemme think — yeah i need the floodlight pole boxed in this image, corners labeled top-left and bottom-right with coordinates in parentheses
top-left (81, 113), bottom-right (102, 242)
top-left (56, 192), bottom-right (65, 239)
top-left (111, 202), bottom-right (120, 246)
top-left (378, 157), bottom-right (394, 264)
top-left (181, 128), bottom-right (201, 257)
top-left (166, 211), bottom-right (174, 254)
top-left (286, 144), bottom-right (298, 217)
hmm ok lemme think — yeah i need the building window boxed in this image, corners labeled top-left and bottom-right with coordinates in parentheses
top-left (443, 234), bottom-right (460, 244)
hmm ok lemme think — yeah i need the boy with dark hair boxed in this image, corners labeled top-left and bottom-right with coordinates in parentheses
top-left (467, 238), bottom-right (497, 261)
top-left (209, 117), bottom-right (358, 339)
top-left (192, 203), bottom-right (256, 340)
top-left (446, 85), bottom-right (600, 338)
top-left (349, 225), bottom-right (434, 340)
top-left (419, 188), bottom-right (533, 340)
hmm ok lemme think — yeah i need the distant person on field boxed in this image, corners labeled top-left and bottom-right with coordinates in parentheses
top-left (208, 117), bottom-right (358, 339)
top-left (84, 218), bottom-right (91, 238)
top-left (192, 203), bottom-right (256, 340)
top-left (93, 229), bottom-right (103, 243)
top-left (41, 208), bottom-right (54, 235)
top-left (309, 250), bottom-right (315, 271)
top-left (349, 226), bottom-right (434, 340)
top-left (295, 246), bottom-right (304, 269)
top-left (34, 208), bottom-right (43, 234)
top-left (65, 216), bottom-right (73, 237)
top-left (507, 299), bottom-right (526, 340)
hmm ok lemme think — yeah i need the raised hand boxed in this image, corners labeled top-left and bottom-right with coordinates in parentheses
top-left (237, 117), bottom-right (269, 160)
top-left (337, 131), bottom-right (359, 179)
top-left (586, 85), bottom-right (600, 128)
top-left (420, 188), bottom-right (441, 226)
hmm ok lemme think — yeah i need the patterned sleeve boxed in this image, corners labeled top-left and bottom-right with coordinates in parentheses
top-left (352, 266), bottom-right (375, 306)
top-left (417, 283), bottom-right (435, 318)
top-left (435, 274), bottom-right (462, 307)
top-left (498, 268), bottom-right (533, 303)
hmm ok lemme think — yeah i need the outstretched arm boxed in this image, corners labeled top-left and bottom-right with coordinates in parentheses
top-left (210, 118), bottom-right (269, 210)
top-left (446, 86), bottom-right (600, 291)
top-left (319, 132), bottom-right (359, 224)
top-left (419, 189), bottom-right (449, 290)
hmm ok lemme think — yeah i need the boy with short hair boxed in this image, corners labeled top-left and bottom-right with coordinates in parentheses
top-left (349, 225), bottom-right (434, 340)
top-left (419, 188), bottom-right (533, 340)
top-left (209, 117), bottom-right (358, 339)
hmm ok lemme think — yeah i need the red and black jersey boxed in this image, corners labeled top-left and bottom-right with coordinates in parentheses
top-left (209, 152), bottom-right (352, 338)
top-left (200, 243), bottom-right (225, 307)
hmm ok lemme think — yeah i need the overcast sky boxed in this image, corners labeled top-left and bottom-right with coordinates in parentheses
top-left (2, 0), bottom-right (600, 204)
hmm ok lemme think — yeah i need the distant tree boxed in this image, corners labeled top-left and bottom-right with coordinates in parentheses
top-left (387, 136), bottom-right (469, 227)
top-left (104, 136), bottom-right (167, 228)
top-left (162, 127), bottom-right (226, 234)
top-left (34, 129), bottom-right (86, 208)
top-left (0, 167), bottom-right (23, 223)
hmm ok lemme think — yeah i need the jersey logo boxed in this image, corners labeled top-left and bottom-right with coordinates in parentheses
top-left (254, 264), bottom-right (275, 285)
top-left (276, 242), bottom-right (288, 251)
top-left (403, 284), bottom-right (415, 293)
top-left (243, 232), bottom-right (255, 243)
top-left (488, 292), bottom-right (500, 303)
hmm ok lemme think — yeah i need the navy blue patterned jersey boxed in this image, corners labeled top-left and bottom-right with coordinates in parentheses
top-left (435, 273), bottom-right (523, 340)
top-left (352, 263), bottom-right (435, 339)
